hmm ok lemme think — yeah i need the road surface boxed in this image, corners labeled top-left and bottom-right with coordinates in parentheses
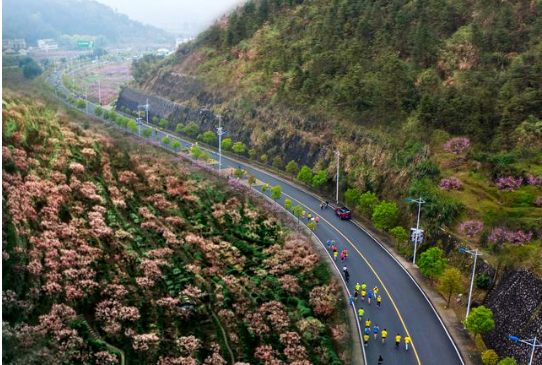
top-left (46, 66), bottom-right (465, 365)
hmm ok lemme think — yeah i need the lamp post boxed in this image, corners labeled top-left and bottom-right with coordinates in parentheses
top-left (137, 99), bottom-right (149, 125)
top-left (406, 197), bottom-right (425, 265)
top-left (98, 80), bottom-right (101, 106)
top-left (335, 149), bottom-right (340, 204)
top-left (215, 114), bottom-right (227, 174)
top-left (460, 247), bottom-right (481, 321)
top-left (508, 335), bottom-right (541, 365)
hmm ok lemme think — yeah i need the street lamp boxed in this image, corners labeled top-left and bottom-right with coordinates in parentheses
top-left (508, 335), bottom-right (541, 365)
top-left (406, 197), bottom-right (425, 265)
top-left (460, 247), bottom-right (482, 321)
top-left (137, 99), bottom-right (149, 125)
top-left (215, 114), bottom-right (227, 174)
top-left (335, 149), bottom-right (340, 204)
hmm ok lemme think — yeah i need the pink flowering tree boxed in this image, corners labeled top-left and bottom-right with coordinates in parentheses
top-left (443, 137), bottom-right (471, 154)
top-left (458, 221), bottom-right (484, 237)
top-left (495, 176), bottom-right (523, 191)
top-left (132, 333), bottom-right (160, 352)
top-left (527, 175), bottom-right (542, 188)
top-left (439, 177), bottom-right (462, 190)
top-left (489, 227), bottom-right (533, 245)
top-left (309, 286), bottom-right (337, 318)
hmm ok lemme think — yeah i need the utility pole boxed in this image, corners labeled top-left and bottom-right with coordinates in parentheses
top-left (335, 149), bottom-right (340, 204)
top-left (407, 197), bottom-right (425, 265)
top-left (460, 247), bottom-right (481, 321)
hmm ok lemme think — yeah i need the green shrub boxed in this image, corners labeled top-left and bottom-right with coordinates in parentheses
top-left (389, 226), bottom-right (409, 243)
top-left (481, 350), bottom-right (499, 365)
top-left (358, 191), bottom-right (379, 218)
top-left (417, 247), bottom-right (447, 281)
top-left (413, 159), bottom-right (441, 180)
top-left (203, 130), bottom-right (218, 144)
top-left (222, 138), bottom-right (232, 150)
top-left (371, 201), bottom-right (398, 230)
top-left (184, 122), bottom-right (200, 137)
top-left (297, 166), bottom-right (313, 185)
top-left (344, 188), bottom-right (362, 207)
top-left (312, 170), bottom-right (327, 189)
top-left (159, 118), bottom-right (169, 128)
top-left (475, 274), bottom-right (491, 290)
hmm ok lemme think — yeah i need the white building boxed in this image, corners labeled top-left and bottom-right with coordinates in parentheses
top-left (2, 39), bottom-right (26, 51)
top-left (175, 37), bottom-right (194, 50)
top-left (37, 39), bottom-right (59, 51)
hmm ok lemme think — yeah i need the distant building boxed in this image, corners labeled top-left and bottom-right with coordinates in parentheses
top-left (156, 48), bottom-right (172, 56)
top-left (3, 48), bottom-right (16, 55)
top-left (37, 39), bottom-right (59, 51)
top-left (175, 37), bottom-right (194, 49)
top-left (3, 39), bottom-right (26, 51)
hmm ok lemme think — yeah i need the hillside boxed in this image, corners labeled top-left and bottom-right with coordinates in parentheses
top-left (2, 0), bottom-right (172, 45)
top-left (2, 92), bottom-right (349, 365)
top-left (132, 0), bottom-right (542, 273)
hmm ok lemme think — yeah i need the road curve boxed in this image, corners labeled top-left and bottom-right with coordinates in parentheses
top-left (46, 66), bottom-right (464, 365)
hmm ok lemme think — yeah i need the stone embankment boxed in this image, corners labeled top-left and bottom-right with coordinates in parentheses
top-left (483, 270), bottom-right (542, 364)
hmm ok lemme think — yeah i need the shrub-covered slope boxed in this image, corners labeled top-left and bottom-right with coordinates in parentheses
top-left (2, 93), bottom-right (348, 365)
top-left (135, 0), bottom-right (542, 273)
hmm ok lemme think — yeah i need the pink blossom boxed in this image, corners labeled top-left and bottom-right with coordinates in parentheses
top-left (527, 175), bottom-right (542, 188)
top-left (458, 221), bottom-right (484, 237)
top-left (156, 297), bottom-right (179, 310)
top-left (69, 162), bottom-right (85, 174)
top-left (309, 285), bottom-right (337, 317)
top-left (489, 227), bottom-right (533, 245)
top-left (95, 351), bottom-right (118, 365)
top-left (278, 275), bottom-right (302, 294)
top-left (176, 335), bottom-right (202, 356)
top-left (439, 177), bottom-right (462, 190)
top-left (132, 333), bottom-right (160, 351)
top-left (495, 176), bottom-right (523, 191)
top-left (180, 284), bottom-right (204, 299)
top-left (81, 148), bottom-right (97, 158)
top-left (157, 357), bottom-right (197, 365)
top-left (118, 170), bottom-right (138, 184)
top-left (443, 137), bottom-right (471, 154)
top-left (535, 196), bottom-right (542, 206)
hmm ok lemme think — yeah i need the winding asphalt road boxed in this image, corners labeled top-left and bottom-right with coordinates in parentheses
top-left (46, 66), bottom-right (465, 365)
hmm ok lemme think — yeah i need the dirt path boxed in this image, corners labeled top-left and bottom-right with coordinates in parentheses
top-left (207, 304), bottom-right (235, 364)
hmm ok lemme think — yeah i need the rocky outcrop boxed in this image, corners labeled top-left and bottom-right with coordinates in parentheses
top-left (483, 270), bottom-right (542, 364)
top-left (116, 87), bottom-right (325, 167)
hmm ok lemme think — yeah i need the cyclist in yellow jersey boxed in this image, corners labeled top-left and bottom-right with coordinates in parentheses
top-left (405, 336), bottom-right (411, 351)
top-left (355, 283), bottom-right (361, 292)
top-left (395, 334), bottom-right (401, 348)
top-left (363, 334), bottom-right (369, 346)
top-left (358, 307), bottom-right (364, 319)
top-left (333, 251), bottom-right (338, 260)
top-left (381, 329), bottom-right (388, 344)
top-left (373, 286), bottom-right (379, 297)
top-left (365, 319), bottom-right (371, 328)
top-left (377, 295), bottom-right (382, 309)
top-left (361, 282), bottom-right (367, 291)
top-left (361, 290), bottom-right (366, 301)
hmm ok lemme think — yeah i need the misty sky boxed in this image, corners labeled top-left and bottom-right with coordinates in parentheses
top-left (95, 0), bottom-right (246, 35)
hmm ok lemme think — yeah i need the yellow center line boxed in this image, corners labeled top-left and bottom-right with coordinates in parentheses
top-left (281, 190), bottom-right (422, 365)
